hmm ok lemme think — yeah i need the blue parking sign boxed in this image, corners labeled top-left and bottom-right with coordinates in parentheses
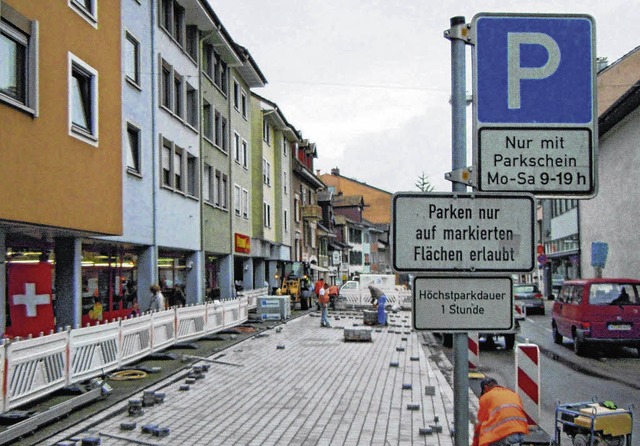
top-left (474, 14), bottom-right (595, 125)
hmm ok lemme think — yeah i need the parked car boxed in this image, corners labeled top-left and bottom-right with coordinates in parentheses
top-left (514, 283), bottom-right (545, 315)
top-left (551, 278), bottom-right (640, 356)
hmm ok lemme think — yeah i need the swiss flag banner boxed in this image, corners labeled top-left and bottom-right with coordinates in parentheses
top-left (7, 263), bottom-right (55, 338)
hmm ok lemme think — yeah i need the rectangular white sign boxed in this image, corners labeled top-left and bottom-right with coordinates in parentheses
top-left (478, 128), bottom-right (593, 194)
top-left (392, 193), bottom-right (534, 272)
top-left (413, 276), bottom-right (513, 331)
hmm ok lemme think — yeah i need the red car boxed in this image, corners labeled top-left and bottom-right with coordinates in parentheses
top-left (552, 278), bottom-right (640, 356)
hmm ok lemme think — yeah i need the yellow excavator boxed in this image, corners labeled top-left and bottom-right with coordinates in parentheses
top-left (277, 262), bottom-right (311, 310)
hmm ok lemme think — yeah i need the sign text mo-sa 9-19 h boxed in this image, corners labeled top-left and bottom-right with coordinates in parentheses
top-left (391, 192), bottom-right (534, 273)
top-left (472, 13), bottom-right (596, 196)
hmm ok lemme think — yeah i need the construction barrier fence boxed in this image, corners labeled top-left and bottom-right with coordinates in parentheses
top-left (1, 296), bottom-right (251, 413)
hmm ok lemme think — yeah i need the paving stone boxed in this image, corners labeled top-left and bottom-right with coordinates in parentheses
top-left (47, 311), bottom-right (463, 446)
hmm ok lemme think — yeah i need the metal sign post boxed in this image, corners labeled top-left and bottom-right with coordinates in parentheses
top-left (445, 16), bottom-right (469, 446)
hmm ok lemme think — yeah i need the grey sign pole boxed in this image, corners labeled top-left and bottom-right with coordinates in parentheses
top-left (446, 16), bottom-right (470, 446)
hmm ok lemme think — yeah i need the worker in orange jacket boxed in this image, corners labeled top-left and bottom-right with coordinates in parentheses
top-left (472, 378), bottom-right (529, 446)
top-left (328, 283), bottom-right (339, 310)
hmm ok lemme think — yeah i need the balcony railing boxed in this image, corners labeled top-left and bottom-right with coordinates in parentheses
top-left (302, 204), bottom-right (321, 221)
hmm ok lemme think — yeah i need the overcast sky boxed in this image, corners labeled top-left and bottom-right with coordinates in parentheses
top-left (209, 1), bottom-right (639, 193)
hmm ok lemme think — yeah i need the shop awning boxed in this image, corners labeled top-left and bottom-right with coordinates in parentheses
top-left (309, 264), bottom-right (329, 272)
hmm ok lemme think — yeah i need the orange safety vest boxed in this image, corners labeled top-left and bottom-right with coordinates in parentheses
top-left (473, 387), bottom-right (529, 446)
top-left (318, 288), bottom-right (329, 304)
top-left (328, 285), bottom-right (339, 295)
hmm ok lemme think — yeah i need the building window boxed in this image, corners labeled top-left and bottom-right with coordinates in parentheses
top-left (173, 149), bottom-right (183, 191)
top-left (0, 6), bottom-right (37, 114)
top-left (126, 123), bottom-right (141, 174)
top-left (283, 171), bottom-right (288, 194)
top-left (161, 60), bottom-right (171, 109)
top-left (203, 164), bottom-right (212, 203)
top-left (213, 50), bottom-right (227, 94)
top-left (186, 83), bottom-right (197, 128)
top-left (349, 228), bottom-right (362, 244)
top-left (214, 170), bottom-right (228, 209)
top-left (159, 0), bottom-right (184, 46)
top-left (172, 1), bottom-right (184, 45)
top-left (124, 32), bottom-right (140, 86)
top-left (350, 251), bottom-right (363, 265)
top-left (263, 159), bottom-right (271, 186)
top-left (214, 111), bottom-right (228, 152)
top-left (233, 79), bottom-right (239, 110)
top-left (242, 140), bottom-right (248, 169)
top-left (241, 90), bottom-right (247, 119)
top-left (185, 25), bottom-right (198, 61)
top-left (202, 101), bottom-right (213, 141)
top-left (203, 43), bottom-right (213, 79)
top-left (234, 184), bottom-right (241, 216)
top-left (242, 189), bottom-right (249, 219)
top-left (234, 132), bottom-right (241, 163)
top-left (263, 202), bottom-right (272, 228)
top-left (69, 0), bottom-right (98, 26)
top-left (162, 140), bottom-right (172, 187)
top-left (282, 138), bottom-right (288, 157)
top-left (69, 53), bottom-right (98, 144)
top-left (294, 196), bottom-right (300, 222)
top-left (284, 209), bottom-right (289, 232)
top-left (187, 154), bottom-right (197, 197)
top-left (263, 118), bottom-right (271, 145)
top-left (173, 71), bottom-right (183, 118)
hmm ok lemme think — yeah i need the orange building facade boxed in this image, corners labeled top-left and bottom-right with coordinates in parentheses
top-left (318, 168), bottom-right (392, 225)
top-left (1, 0), bottom-right (122, 235)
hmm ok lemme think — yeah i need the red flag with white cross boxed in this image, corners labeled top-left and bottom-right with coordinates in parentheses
top-left (6, 263), bottom-right (55, 338)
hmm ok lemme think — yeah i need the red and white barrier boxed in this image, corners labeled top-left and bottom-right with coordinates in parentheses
top-left (515, 343), bottom-right (541, 425)
top-left (175, 305), bottom-right (207, 343)
top-left (120, 314), bottom-right (153, 364)
top-left (0, 297), bottom-right (252, 414)
top-left (69, 322), bottom-right (120, 383)
top-left (4, 332), bottom-right (68, 411)
top-left (468, 332), bottom-right (479, 370)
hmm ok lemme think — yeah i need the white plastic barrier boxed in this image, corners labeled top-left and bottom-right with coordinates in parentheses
top-left (238, 287), bottom-right (267, 310)
top-left (339, 289), bottom-right (408, 308)
top-left (0, 298), bottom-right (253, 414)
top-left (222, 300), bottom-right (240, 328)
top-left (205, 301), bottom-right (224, 333)
top-left (120, 314), bottom-right (153, 365)
top-left (175, 305), bottom-right (207, 343)
top-left (150, 310), bottom-right (176, 352)
top-left (69, 322), bottom-right (120, 384)
top-left (4, 332), bottom-right (68, 411)
top-left (238, 296), bottom-right (249, 322)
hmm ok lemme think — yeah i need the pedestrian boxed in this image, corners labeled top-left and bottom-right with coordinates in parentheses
top-left (376, 291), bottom-right (387, 325)
top-left (314, 277), bottom-right (325, 310)
top-left (472, 378), bottom-right (529, 446)
top-left (173, 284), bottom-right (186, 307)
top-left (148, 284), bottom-right (165, 312)
top-left (328, 282), bottom-right (339, 310)
top-left (319, 283), bottom-right (331, 328)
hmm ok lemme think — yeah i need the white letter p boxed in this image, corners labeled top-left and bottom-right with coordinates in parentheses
top-left (508, 32), bottom-right (561, 109)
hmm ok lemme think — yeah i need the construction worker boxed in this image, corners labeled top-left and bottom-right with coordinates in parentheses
top-left (314, 277), bottom-right (324, 310)
top-left (328, 283), bottom-right (339, 310)
top-left (472, 378), bottom-right (529, 446)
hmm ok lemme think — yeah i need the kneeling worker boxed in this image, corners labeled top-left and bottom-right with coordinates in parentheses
top-left (472, 378), bottom-right (529, 446)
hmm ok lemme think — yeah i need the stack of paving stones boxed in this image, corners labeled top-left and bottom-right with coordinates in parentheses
top-left (49, 310), bottom-right (465, 445)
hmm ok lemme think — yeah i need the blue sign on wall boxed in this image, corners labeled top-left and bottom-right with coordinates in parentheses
top-left (474, 15), bottom-right (594, 125)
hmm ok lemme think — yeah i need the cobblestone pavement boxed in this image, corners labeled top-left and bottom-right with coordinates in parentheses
top-left (47, 311), bottom-right (472, 445)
